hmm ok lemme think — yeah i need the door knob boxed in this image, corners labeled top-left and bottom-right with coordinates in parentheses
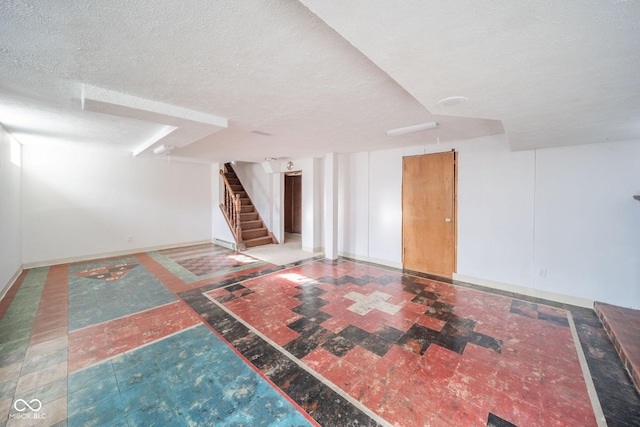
top-left (445, 218), bottom-right (451, 222)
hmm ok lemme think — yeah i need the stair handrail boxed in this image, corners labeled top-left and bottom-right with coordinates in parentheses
top-left (219, 169), bottom-right (243, 246)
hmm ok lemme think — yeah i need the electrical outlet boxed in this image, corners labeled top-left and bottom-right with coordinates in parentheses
top-left (127, 235), bottom-right (133, 243)
top-left (538, 268), bottom-right (547, 278)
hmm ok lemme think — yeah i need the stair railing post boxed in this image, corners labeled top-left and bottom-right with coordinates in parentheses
top-left (235, 194), bottom-right (243, 244)
top-left (223, 186), bottom-right (228, 216)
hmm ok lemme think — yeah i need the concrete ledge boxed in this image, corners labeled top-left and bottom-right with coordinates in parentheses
top-left (595, 302), bottom-right (640, 394)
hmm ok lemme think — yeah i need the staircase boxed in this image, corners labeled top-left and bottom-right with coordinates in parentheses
top-left (219, 163), bottom-right (277, 250)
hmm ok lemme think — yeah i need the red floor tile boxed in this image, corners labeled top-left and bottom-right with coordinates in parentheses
top-left (68, 301), bottom-right (200, 372)
top-left (213, 259), bottom-right (601, 427)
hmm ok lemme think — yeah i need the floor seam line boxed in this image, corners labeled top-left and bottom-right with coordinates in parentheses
top-left (567, 311), bottom-right (607, 427)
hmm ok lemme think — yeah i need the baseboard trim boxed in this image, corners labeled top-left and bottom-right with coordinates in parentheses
top-left (213, 238), bottom-right (236, 251)
top-left (1, 266), bottom-right (24, 302)
top-left (453, 273), bottom-right (593, 309)
top-left (303, 246), bottom-right (324, 254)
top-left (338, 251), bottom-right (402, 270)
top-left (22, 240), bottom-right (213, 269)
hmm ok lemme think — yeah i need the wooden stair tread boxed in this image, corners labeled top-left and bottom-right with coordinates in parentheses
top-left (240, 220), bottom-right (263, 230)
top-left (242, 228), bottom-right (269, 240)
top-left (244, 235), bottom-right (273, 248)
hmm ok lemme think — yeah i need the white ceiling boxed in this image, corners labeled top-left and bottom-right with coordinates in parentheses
top-left (1, 1), bottom-right (638, 163)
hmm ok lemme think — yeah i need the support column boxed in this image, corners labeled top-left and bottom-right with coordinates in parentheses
top-left (271, 172), bottom-right (285, 244)
top-left (324, 152), bottom-right (338, 259)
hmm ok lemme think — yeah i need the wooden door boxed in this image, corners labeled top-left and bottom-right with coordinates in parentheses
top-left (284, 174), bottom-right (302, 234)
top-left (402, 151), bottom-right (457, 277)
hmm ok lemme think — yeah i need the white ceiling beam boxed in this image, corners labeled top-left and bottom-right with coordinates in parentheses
top-left (81, 84), bottom-right (228, 155)
top-left (132, 125), bottom-right (177, 157)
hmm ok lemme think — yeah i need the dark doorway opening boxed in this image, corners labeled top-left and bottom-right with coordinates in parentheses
top-left (284, 173), bottom-right (302, 235)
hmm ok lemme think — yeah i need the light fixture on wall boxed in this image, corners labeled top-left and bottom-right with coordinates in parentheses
top-left (386, 122), bottom-right (439, 137)
top-left (153, 144), bottom-right (175, 155)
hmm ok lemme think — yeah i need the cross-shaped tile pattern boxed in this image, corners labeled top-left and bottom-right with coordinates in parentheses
top-left (344, 290), bottom-right (401, 315)
top-left (204, 261), bottom-right (602, 427)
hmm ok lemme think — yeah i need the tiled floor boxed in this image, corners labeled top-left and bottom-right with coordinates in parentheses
top-left (1, 244), bottom-right (639, 426)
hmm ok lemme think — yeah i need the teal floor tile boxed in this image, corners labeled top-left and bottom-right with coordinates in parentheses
top-left (66, 324), bottom-right (311, 426)
top-left (119, 376), bottom-right (176, 414)
top-left (68, 375), bottom-right (119, 416)
top-left (67, 393), bottom-right (126, 427)
top-left (0, 378), bottom-right (18, 401)
top-left (0, 347), bottom-right (27, 367)
top-left (125, 397), bottom-right (186, 427)
top-left (68, 259), bottom-right (176, 331)
top-left (0, 337), bottom-right (30, 356)
top-left (68, 362), bottom-right (116, 394)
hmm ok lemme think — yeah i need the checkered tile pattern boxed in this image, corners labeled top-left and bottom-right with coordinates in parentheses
top-left (510, 300), bottom-right (570, 327)
top-left (177, 253), bottom-right (252, 276)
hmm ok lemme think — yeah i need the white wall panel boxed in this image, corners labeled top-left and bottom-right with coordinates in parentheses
top-left (337, 135), bottom-right (639, 308)
top-left (22, 145), bottom-right (212, 265)
top-left (456, 136), bottom-right (536, 288)
top-left (534, 140), bottom-right (640, 307)
top-left (0, 125), bottom-right (23, 294)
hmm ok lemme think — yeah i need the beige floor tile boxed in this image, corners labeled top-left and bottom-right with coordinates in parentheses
top-left (15, 362), bottom-right (67, 395)
top-left (0, 397), bottom-right (13, 421)
top-left (24, 336), bottom-right (68, 361)
top-left (0, 362), bottom-right (23, 382)
top-left (39, 395), bottom-right (67, 427)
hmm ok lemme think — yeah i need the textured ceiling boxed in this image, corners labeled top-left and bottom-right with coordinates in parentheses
top-left (301, 0), bottom-right (640, 151)
top-left (0, 1), bottom-right (637, 162)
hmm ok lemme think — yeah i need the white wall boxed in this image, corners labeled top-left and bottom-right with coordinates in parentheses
top-left (337, 152), bottom-right (369, 258)
top-left (233, 162), bottom-right (273, 228)
top-left (0, 125), bottom-right (23, 295)
top-left (296, 157), bottom-right (324, 252)
top-left (367, 148), bottom-right (405, 266)
top-left (534, 140), bottom-right (640, 307)
top-left (338, 135), bottom-right (640, 309)
top-left (22, 144), bottom-right (212, 265)
top-left (338, 136), bottom-right (534, 274)
top-left (456, 137), bottom-right (536, 288)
